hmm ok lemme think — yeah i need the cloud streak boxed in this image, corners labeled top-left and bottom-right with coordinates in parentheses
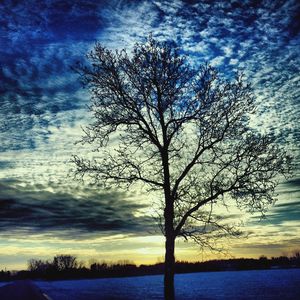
top-left (0, 180), bottom-right (153, 238)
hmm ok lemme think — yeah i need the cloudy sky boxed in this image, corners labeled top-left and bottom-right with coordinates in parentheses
top-left (0, 0), bottom-right (299, 270)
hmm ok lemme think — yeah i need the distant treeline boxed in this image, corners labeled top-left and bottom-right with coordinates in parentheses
top-left (1, 252), bottom-right (300, 281)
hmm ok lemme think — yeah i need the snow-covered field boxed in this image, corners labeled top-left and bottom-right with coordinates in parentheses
top-left (2, 269), bottom-right (300, 299)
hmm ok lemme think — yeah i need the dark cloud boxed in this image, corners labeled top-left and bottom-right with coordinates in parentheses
top-left (251, 200), bottom-right (300, 225)
top-left (283, 178), bottom-right (300, 189)
top-left (275, 200), bottom-right (300, 210)
top-left (0, 161), bottom-right (14, 170)
top-left (0, 180), bottom-right (153, 238)
top-left (276, 177), bottom-right (300, 195)
top-left (234, 242), bottom-right (289, 250)
top-left (233, 239), bottom-right (300, 253)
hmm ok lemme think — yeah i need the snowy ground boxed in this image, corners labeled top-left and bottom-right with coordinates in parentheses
top-left (1, 269), bottom-right (300, 299)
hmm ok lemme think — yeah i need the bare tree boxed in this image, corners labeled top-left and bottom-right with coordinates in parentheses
top-left (53, 255), bottom-right (77, 271)
top-left (28, 259), bottom-right (51, 273)
top-left (72, 37), bottom-right (291, 299)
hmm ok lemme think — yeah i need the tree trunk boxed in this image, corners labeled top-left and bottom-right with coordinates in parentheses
top-left (164, 227), bottom-right (175, 299)
top-left (160, 137), bottom-right (175, 299)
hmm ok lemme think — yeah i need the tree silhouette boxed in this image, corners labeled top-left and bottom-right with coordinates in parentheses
top-left (72, 36), bottom-right (291, 299)
top-left (53, 255), bottom-right (77, 271)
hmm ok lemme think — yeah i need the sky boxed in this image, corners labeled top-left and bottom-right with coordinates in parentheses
top-left (0, 0), bottom-right (299, 270)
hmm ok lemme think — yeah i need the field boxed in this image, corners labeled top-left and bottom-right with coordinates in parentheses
top-left (28, 268), bottom-right (300, 300)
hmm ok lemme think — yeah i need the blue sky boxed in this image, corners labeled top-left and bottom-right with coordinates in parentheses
top-left (0, 0), bottom-right (299, 269)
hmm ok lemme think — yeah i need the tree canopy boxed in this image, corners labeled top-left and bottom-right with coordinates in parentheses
top-left (72, 36), bottom-right (291, 299)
